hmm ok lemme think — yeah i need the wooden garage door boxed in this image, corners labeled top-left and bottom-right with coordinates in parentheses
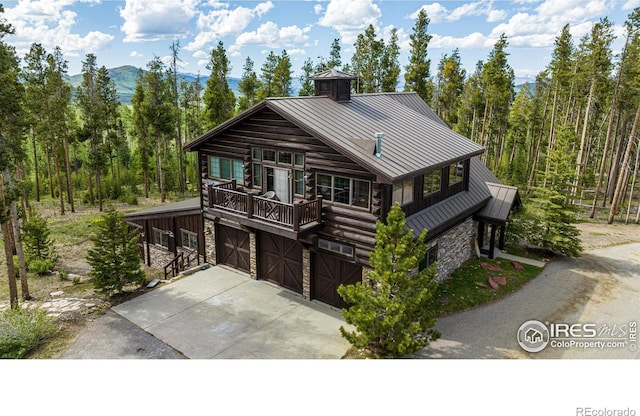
top-left (216, 224), bottom-right (250, 273)
top-left (259, 233), bottom-right (303, 293)
top-left (313, 252), bottom-right (362, 308)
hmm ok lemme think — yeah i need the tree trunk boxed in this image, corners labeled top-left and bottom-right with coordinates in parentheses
top-left (572, 79), bottom-right (595, 201)
top-left (53, 146), bottom-right (65, 216)
top-left (96, 168), bottom-right (103, 212)
top-left (88, 170), bottom-right (94, 205)
top-left (32, 127), bottom-right (40, 202)
top-left (608, 102), bottom-right (640, 224)
top-left (625, 141), bottom-right (639, 224)
top-left (63, 134), bottom-right (75, 213)
top-left (157, 140), bottom-right (165, 202)
top-left (45, 144), bottom-right (55, 199)
top-left (0, 179), bottom-right (19, 309)
top-left (590, 102), bottom-right (616, 218)
top-left (3, 169), bottom-right (30, 300)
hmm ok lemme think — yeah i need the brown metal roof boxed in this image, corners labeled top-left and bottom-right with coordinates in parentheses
top-left (124, 197), bottom-right (201, 220)
top-left (184, 92), bottom-right (484, 183)
top-left (476, 183), bottom-right (521, 224)
top-left (309, 69), bottom-right (356, 80)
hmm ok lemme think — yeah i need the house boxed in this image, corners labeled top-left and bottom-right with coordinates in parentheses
top-left (183, 69), bottom-right (520, 308)
top-left (124, 197), bottom-right (205, 277)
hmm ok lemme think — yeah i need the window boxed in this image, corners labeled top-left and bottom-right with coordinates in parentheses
top-left (294, 153), bottom-right (305, 167)
top-left (263, 149), bottom-right (276, 162)
top-left (278, 151), bottom-right (292, 165)
top-left (181, 229), bottom-right (198, 250)
top-left (449, 162), bottom-right (464, 186)
top-left (252, 148), bottom-right (262, 161)
top-left (294, 170), bottom-right (304, 195)
top-left (153, 228), bottom-right (169, 249)
top-left (318, 238), bottom-right (354, 257)
top-left (253, 163), bottom-right (262, 188)
top-left (423, 170), bottom-right (441, 196)
top-left (316, 173), bottom-right (370, 209)
top-left (419, 244), bottom-right (438, 271)
top-left (209, 156), bottom-right (244, 185)
top-left (392, 177), bottom-right (414, 206)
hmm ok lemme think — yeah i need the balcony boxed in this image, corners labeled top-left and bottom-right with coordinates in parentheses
top-left (204, 180), bottom-right (323, 238)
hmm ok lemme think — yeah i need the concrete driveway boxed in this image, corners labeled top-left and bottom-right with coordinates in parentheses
top-left (416, 243), bottom-right (640, 359)
top-left (102, 266), bottom-right (351, 359)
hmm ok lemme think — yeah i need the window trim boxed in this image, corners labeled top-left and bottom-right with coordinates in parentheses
top-left (419, 244), bottom-right (438, 271)
top-left (449, 162), bottom-right (464, 187)
top-left (392, 177), bottom-right (414, 206)
top-left (208, 155), bottom-right (244, 185)
top-left (423, 170), bottom-right (441, 197)
top-left (317, 238), bottom-right (355, 258)
top-left (315, 173), bottom-right (371, 210)
top-left (152, 228), bottom-right (169, 249)
top-left (181, 229), bottom-right (198, 251)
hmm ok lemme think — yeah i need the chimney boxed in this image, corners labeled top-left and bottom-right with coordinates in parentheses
top-left (375, 132), bottom-right (384, 157)
top-left (310, 68), bottom-right (356, 102)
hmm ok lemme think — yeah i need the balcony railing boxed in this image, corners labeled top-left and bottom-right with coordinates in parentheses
top-left (205, 180), bottom-right (322, 231)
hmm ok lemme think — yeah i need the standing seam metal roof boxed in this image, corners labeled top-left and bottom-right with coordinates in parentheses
top-left (184, 92), bottom-right (484, 183)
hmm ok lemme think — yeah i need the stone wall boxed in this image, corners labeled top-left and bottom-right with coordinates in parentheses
top-left (204, 219), bottom-right (216, 265)
top-left (302, 248), bottom-right (311, 300)
top-left (431, 217), bottom-right (477, 281)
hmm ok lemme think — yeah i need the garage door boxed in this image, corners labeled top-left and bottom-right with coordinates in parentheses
top-left (312, 252), bottom-right (362, 308)
top-left (216, 224), bottom-right (250, 273)
top-left (259, 233), bottom-right (303, 293)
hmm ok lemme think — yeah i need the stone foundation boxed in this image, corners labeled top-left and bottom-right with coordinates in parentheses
top-left (249, 230), bottom-right (257, 279)
top-left (430, 217), bottom-right (477, 281)
top-left (204, 220), bottom-right (216, 265)
top-left (302, 247), bottom-right (311, 300)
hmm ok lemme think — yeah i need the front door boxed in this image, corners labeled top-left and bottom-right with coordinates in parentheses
top-left (265, 166), bottom-right (291, 203)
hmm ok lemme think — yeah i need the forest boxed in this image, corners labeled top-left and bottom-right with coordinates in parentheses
top-left (2, 5), bottom-right (640, 298)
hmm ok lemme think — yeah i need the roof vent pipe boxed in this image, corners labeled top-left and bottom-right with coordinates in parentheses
top-left (375, 132), bottom-right (384, 157)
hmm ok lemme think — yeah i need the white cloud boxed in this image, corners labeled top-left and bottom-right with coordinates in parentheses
top-left (410, 3), bottom-right (448, 23)
top-left (119, 0), bottom-right (200, 42)
top-left (130, 50), bottom-right (143, 57)
top-left (287, 48), bottom-right (306, 56)
top-left (314, 4), bottom-right (324, 15)
top-left (624, 0), bottom-right (640, 9)
top-left (317, 0), bottom-right (381, 44)
top-left (431, 32), bottom-right (494, 49)
top-left (411, 1), bottom-right (506, 25)
top-left (4, 0), bottom-right (113, 59)
top-left (185, 1), bottom-right (274, 52)
top-left (235, 22), bottom-right (311, 48)
top-left (487, 9), bottom-right (507, 22)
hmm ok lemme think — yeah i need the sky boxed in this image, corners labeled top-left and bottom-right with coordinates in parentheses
top-left (1, 0), bottom-right (639, 84)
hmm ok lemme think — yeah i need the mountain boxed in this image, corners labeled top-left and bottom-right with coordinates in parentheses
top-left (68, 65), bottom-right (302, 104)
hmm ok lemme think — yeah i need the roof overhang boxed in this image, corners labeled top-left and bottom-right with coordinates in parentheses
top-left (475, 183), bottom-right (521, 225)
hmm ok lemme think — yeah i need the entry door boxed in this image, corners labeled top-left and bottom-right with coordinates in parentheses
top-left (266, 167), bottom-right (291, 203)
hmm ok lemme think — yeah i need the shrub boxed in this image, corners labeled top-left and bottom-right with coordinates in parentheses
top-left (21, 210), bottom-right (59, 268)
top-left (26, 258), bottom-right (55, 275)
top-left (0, 308), bottom-right (57, 359)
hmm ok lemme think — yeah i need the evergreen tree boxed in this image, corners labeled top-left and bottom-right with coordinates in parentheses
top-left (404, 9), bottom-right (434, 103)
top-left (435, 49), bottom-right (466, 126)
top-left (351, 24), bottom-right (384, 93)
top-left (273, 50), bottom-right (292, 97)
top-left (87, 209), bottom-right (146, 295)
top-left (237, 56), bottom-right (260, 110)
top-left (381, 28), bottom-right (400, 92)
top-left (298, 57), bottom-right (315, 96)
top-left (203, 41), bottom-right (236, 129)
top-left (327, 38), bottom-right (342, 69)
top-left (21, 209), bottom-right (58, 274)
top-left (258, 51), bottom-right (278, 100)
top-left (338, 204), bottom-right (440, 357)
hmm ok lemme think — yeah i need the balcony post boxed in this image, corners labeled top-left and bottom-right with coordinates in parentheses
top-left (231, 179), bottom-right (237, 190)
top-left (293, 202), bottom-right (300, 232)
top-left (247, 192), bottom-right (253, 218)
top-left (207, 184), bottom-right (214, 208)
top-left (316, 196), bottom-right (323, 223)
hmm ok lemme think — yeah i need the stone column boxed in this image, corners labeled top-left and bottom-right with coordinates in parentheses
top-left (204, 220), bottom-right (216, 265)
top-left (249, 231), bottom-right (257, 279)
top-left (362, 266), bottom-right (372, 284)
top-left (302, 247), bottom-right (311, 300)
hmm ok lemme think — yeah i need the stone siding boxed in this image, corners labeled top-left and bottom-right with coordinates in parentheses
top-left (431, 217), bottom-right (477, 281)
top-left (204, 219), bottom-right (216, 265)
top-left (302, 248), bottom-right (311, 300)
top-left (249, 231), bottom-right (257, 279)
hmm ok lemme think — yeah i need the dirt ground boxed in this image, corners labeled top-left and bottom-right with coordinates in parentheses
top-left (575, 220), bottom-right (640, 251)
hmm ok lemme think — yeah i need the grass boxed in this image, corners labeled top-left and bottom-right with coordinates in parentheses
top-left (0, 307), bottom-right (58, 359)
top-left (428, 257), bottom-right (543, 316)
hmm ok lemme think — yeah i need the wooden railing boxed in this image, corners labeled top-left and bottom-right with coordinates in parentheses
top-left (205, 181), bottom-right (322, 231)
top-left (163, 250), bottom-right (200, 280)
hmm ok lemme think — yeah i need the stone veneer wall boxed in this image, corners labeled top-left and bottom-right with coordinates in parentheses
top-left (249, 231), bottom-right (257, 279)
top-left (431, 217), bottom-right (477, 281)
top-left (302, 248), bottom-right (311, 300)
top-left (204, 219), bottom-right (216, 265)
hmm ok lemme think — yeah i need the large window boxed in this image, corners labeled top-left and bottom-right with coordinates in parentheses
top-left (449, 162), bottom-right (464, 186)
top-left (423, 170), bottom-right (441, 196)
top-left (209, 156), bottom-right (244, 185)
top-left (153, 228), bottom-right (169, 249)
top-left (318, 238), bottom-right (354, 257)
top-left (392, 177), bottom-right (414, 206)
top-left (181, 229), bottom-right (198, 250)
top-left (316, 173), bottom-right (370, 209)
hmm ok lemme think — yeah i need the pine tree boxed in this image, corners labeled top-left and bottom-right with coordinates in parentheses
top-left (237, 57), bottom-right (260, 110)
top-left (203, 41), bottom-right (236, 129)
top-left (338, 204), bottom-right (440, 357)
top-left (435, 49), bottom-right (466, 126)
top-left (327, 38), bottom-right (342, 69)
top-left (404, 9), bottom-right (434, 103)
top-left (258, 51), bottom-right (278, 100)
top-left (21, 209), bottom-right (58, 274)
top-left (87, 209), bottom-right (146, 295)
top-left (380, 28), bottom-right (400, 92)
top-left (273, 50), bottom-right (292, 97)
top-left (351, 24), bottom-right (384, 93)
top-left (298, 57), bottom-right (315, 97)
